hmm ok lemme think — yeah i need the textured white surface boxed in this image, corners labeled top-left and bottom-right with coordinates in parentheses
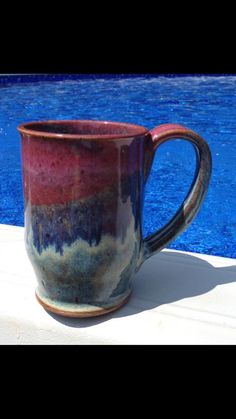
top-left (1, 223), bottom-right (236, 345)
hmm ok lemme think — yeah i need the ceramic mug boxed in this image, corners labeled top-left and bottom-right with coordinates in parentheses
top-left (18, 120), bottom-right (212, 317)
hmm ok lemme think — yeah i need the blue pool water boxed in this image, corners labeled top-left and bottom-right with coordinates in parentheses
top-left (0, 74), bottom-right (236, 258)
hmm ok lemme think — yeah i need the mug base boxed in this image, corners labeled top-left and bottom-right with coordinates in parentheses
top-left (35, 289), bottom-right (132, 318)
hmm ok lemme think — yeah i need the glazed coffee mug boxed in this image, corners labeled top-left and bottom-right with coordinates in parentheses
top-left (18, 120), bottom-right (212, 317)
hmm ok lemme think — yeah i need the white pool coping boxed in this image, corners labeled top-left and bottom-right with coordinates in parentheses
top-left (1, 223), bottom-right (236, 345)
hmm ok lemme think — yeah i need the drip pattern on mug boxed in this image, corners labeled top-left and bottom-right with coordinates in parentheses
top-left (21, 132), bottom-right (151, 313)
top-left (19, 120), bottom-right (211, 317)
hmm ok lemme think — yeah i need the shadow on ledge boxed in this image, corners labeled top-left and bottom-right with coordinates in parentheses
top-left (47, 250), bottom-right (236, 328)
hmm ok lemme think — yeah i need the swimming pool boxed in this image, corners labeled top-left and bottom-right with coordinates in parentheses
top-left (0, 74), bottom-right (235, 258)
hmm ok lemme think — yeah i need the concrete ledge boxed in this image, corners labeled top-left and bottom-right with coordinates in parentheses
top-left (1, 223), bottom-right (236, 344)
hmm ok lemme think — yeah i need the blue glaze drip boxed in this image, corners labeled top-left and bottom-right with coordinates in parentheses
top-left (29, 172), bottom-right (142, 254)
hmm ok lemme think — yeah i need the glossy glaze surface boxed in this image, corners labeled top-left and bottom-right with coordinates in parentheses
top-left (19, 121), bottom-right (153, 315)
top-left (19, 120), bottom-right (211, 317)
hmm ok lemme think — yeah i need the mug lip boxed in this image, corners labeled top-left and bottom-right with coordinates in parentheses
top-left (17, 119), bottom-right (149, 140)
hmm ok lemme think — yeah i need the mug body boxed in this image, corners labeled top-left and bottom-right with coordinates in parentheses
top-left (18, 120), bottom-right (152, 317)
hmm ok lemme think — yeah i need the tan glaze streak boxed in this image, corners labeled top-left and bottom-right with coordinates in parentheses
top-left (63, 218), bottom-right (72, 237)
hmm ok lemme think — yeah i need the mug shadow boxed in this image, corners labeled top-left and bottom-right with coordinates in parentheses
top-left (47, 250), bottom-right (236, 328)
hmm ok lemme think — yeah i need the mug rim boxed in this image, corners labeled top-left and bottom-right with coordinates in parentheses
top-left (17, 119), bottom-right (149, 140)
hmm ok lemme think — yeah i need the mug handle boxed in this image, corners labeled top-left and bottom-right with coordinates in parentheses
top-left (139, 123), bottom-right (212, 266)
